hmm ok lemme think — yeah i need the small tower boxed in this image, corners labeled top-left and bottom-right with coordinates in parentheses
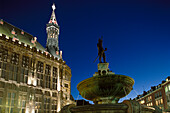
top-left (46, 3), bottom-right (60, 58)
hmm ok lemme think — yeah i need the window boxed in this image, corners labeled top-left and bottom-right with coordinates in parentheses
top-left (53, 67), bottom-right (58, 90)
top-left (155, 91), bottom-right (162, 99)
top-left (35, 95), bottom-right (42, 113)
top-left (6, 92), bottom-right (16, 113)
top-left (9, 64), bottom-right (19, 81)
top-left (37, 73), bottom-right (43, 87)
top-left (65, 84), bottom-right (68, 88)
top-left (8, 52), bottom-right (20, 81)
top-left (65, 71), bottom-right (71, 81)
top-left (0, 49), bottom-right (8, 62)
top-left (52, 99), bottom-right (57, 113)
top-left (45, 65), bottom-right (51, 89)
top-left (37, 61), bottom-right (44, 87)
top-left (44, 97), bottom-right (50, 113)
top-left (165, 85), bottom-right (170, 93)
top-left (140, 100), bottom-right (145, 104)
top-left (22, 56), bottom-right (29, 68)
top-left (0, 49), bottom-right (8, 79)
top-left (20, 67), bottom-right (28, 83)
top-left (18, 93), bottom-right (26, 113)
top-left (37, 61), bottom-right (43, 73)
top-left (11, 52), bottom-right (19, 65)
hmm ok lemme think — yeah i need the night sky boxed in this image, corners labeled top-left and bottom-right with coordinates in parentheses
top-left (1, 0), bottom-right (170, 102)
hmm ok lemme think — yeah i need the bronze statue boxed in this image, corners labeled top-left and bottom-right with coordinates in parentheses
top-left (94, 37), bottom-right (107, 63)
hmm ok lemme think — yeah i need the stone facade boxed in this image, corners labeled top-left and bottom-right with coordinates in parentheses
top-left (0, 4), bottom-right (75, 113)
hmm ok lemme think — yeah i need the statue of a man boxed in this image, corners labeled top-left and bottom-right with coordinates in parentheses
top-left (97, 37), bottom-right (107, 63)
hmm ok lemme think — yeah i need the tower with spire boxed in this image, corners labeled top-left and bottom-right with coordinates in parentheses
top-left (46, 3), bottom-right (61, 58)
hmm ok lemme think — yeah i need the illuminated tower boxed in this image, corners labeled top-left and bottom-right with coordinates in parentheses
top-left (46, 3), bottom-right (61, 58)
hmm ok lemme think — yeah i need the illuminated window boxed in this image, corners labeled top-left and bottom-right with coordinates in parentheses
top-left (140, 100), bottom-right (145, 104)
top-left (161, 98), bottom-right (163, 104)
top-left (156, 100), bottom-right (158, 106)
top-left (169, 85), bottom-right (170, 91)
top-left (18, 93), bottom-right (26, 113)
top-left (165, 86), bottom-right (168, 92)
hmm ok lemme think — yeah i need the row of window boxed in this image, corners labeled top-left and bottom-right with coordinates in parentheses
top-left (0, 91), bottom-right (58, 113)
top-left (146, 102), bottom-right (153, 106)
top-left (0, 49), bottom-right (71, 81)
top-left (156, 98), bottom-right (163, 106)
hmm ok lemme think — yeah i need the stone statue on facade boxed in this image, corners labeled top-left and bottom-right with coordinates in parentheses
top-left (94, 37), bottom-right (107, 63)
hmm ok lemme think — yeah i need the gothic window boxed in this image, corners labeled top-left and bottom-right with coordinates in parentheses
top-left (8, 52), bottom-right (19, 81)
top-left (0, 49), bottom-right (8, 62)
top-left (45, 65), bottom-right (51, 89)
top-left (22, 56), bottom-right (29, 68)
top-left (8, 64), bottom-right (18, 81)
top-left (0, 49), bottom-right (8, 79)
top-left (20, 67), bottom-right (28, 83)
top-left (37, 61), bottom-right (43, 73)
top-left (11, 52), bottom-right (19, 65)
top-left (35, 95), bottom-right (42, 113)
top-left (52, 99), bottom-right (57, 113)
top-left (18, 93), bottom-right (26, 113)
top-left (6, 92), bottom-right (16, 113)
top-left (37, 73), bottom-right (43, 87)
top-left (53, 67), bottom-right (58, 90)
top-left (37, 61), bottom-right (44, 87)
top-left (31, 59), bottom-right (35, 70)
top-left (44, 97), bottom-right (51, 113)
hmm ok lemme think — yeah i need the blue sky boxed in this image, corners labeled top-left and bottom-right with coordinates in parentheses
top-left (1, 0), bottom-right (170, 102)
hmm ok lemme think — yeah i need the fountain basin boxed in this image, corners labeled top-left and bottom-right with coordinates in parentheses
top-left (77, 74), bottom-right (134, 104)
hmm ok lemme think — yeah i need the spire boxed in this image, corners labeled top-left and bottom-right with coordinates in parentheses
top-left (49, 3), bottom-right (58, 25)
top-left (46, 3), bottom-right (60, 59)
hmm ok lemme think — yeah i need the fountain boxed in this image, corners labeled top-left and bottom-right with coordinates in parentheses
top-left (60, 37), bottom-right (161, 113)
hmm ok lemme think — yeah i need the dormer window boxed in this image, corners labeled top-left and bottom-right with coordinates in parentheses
top-left (21, 30), bottom-right (24, 35)
top-left (11, 28), bottom-right (16, 35)
top-left (0, 19), bottom-right (3, 25)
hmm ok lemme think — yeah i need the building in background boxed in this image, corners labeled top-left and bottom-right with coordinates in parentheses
top-left (134, 76), bottom-right (170, 112)
top-left (0, 4), bottom-right (75, 113)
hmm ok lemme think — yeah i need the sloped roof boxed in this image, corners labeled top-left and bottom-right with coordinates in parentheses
top-left (0, 20), bottom-right (46, 51)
